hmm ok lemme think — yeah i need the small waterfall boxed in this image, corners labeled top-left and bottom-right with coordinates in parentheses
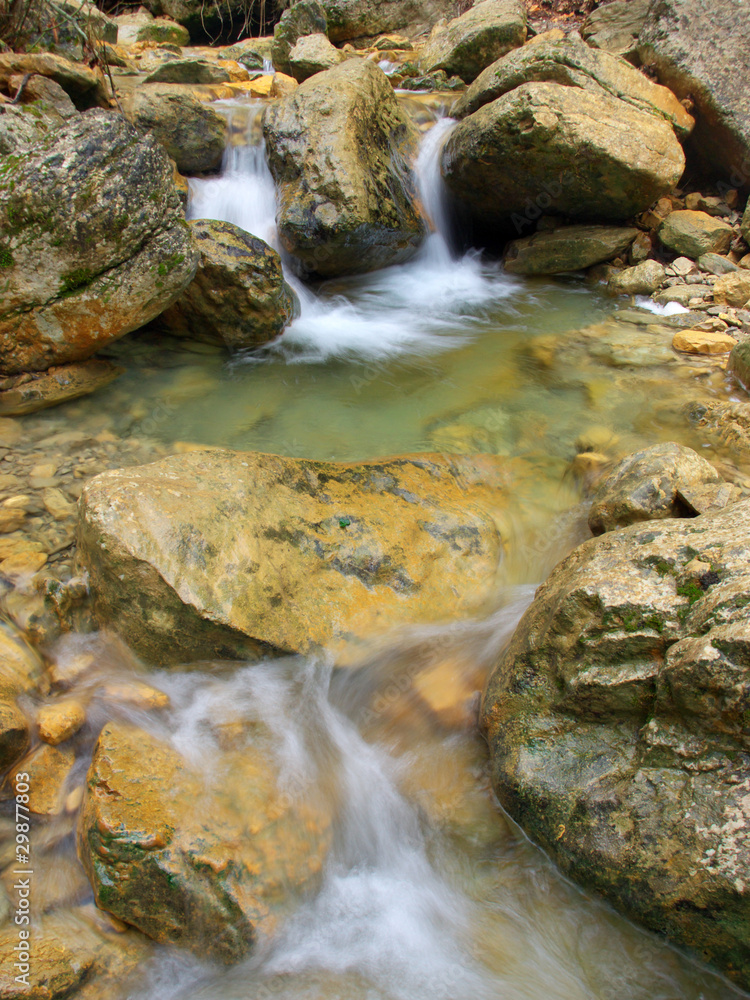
top-left (263, 57), bottom-right (274, 74)
top-left (188, 102), bottom-right (519, 362)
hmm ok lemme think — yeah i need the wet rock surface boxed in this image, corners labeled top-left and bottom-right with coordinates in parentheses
top-left (263, 60), bottom-right (426, 278)
top-left (77, 449), bottom-right (511, 665)
top-left (0, 111), bottom-right (198, 374)
top-left (159, 220), bottom-right (299, 350)
top-left (483, 498), bottom-right (750, 991)
top-left (504, 225), bottom-right (638, 274)
top-left (78, 720), bottom-right (332, 962)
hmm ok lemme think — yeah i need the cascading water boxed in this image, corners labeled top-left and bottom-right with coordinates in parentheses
top-left (188, 103), bottom-right (520, 362)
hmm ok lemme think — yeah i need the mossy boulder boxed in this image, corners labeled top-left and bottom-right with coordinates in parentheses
top-left (7, 0), bottom-right (118, 61)
top-left (322, 0), bottom-right (455, 43)
top-left (159, 220), bottom-right (299, 350)
top-left (78, 720), bottom-right (332, 961)
top-left (442, 82), bottom-right (685, 235)
top-left (658, 210), bottom-right (734, 258)
top-left (144, 57), bottom-right (232, 85)
top-left (0, 52), bottom-right (110, 109)
top-left (482, 498), bottom-right (750, 991)
top-left (0, 111), bottom-right (197, 375)
top-left (451, 34), bottom-right (694, 138)
top-left (77, 449), bottom-right (511, 666)
top-left (263, 59), bottom-right (426, 277)
top-left (115, 10), bottom-right (190, 46)
top-left (504, 225), bottom-right (638, 275)
top-left (271, 0), bottom-right (328, 76)
top-left (420, 0), bottom-right (527, 84)
top-left (637, 0), bottom-right (750, 183)
top-left (125, 84), bottom-right (226, 174)
top-left (729, 339), bottom-right (750, 388)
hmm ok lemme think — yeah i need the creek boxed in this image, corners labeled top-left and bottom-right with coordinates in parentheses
top-left (4, 94), bottom-right (749, 1000)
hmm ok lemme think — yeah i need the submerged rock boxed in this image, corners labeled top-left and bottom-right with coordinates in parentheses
top-left (588, 442), bottom-right (734, 535)
top-left (0, 362), bottom-right (123, 416)
top-left (0, 111), bottom-right (197, 374)
top-left (0, 623), bottom-right (42, 773)
top-left (124, 84), bottom-right (226, 174)
top-left (637, 0), bottom-right (750, 182)
top-left (443, 82), bottom-right (685, 232)
top-left (78, 720), bottom-right (332, 962)
top-left (263, 59), bottom-right (426, 278)
top-left (504, 225), bottom-right (638, 275)
top-left (159, 220), bottom-right (299, 350)
top-left (482, 499), bottom-right (750, 990)
top-left (77, 450), bottom-right (510, 665)
top-left (452, 32), bottom-right (693, 137)
top-left (420, 0), bottom-right (527, 84)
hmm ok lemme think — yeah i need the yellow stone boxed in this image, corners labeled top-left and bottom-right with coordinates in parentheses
top-left (99, 680), bottom-right (170, 711)
top-left (0, 549), bottom-right (47, 578)
top-left (412, 656), bottom-right (484, 729)
top-left (216, 58), bottom-right (249, 81)
top-left (271, 71), bottom-right (298, 97)
top-left (42, 487), bottom-right (76, 520)
top-left (17, 743), bottom-right (75, 816)
top-left (672, 329), bottom-right (738, 355)
top-left (227, 75), bottom-right (273, 97)
top-left (37, 699), bottom-right (86, 745)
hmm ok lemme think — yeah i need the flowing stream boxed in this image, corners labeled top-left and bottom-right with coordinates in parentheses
top-left (6, 96), bottom-right (750, 1000)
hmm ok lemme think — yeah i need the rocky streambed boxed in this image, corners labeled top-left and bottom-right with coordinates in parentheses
top-left (1, 0), bottom-right (750, 998)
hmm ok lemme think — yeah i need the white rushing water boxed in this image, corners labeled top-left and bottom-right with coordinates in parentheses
top-left (188, 103), bottom-right (520, 363)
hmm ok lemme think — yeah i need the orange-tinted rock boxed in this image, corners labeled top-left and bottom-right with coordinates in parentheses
top-left (77, 450), bottom-right (510, 665)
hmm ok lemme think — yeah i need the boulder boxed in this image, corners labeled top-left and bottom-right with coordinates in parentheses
top-left (729, 340), bottom-right (750, 387)
top-left (159, 220), bottom-right (299, 350)
top-left (263, 60), bottom-right (426, 278)
top-left (0, 111), bottom-right (197, 375)
top-left (144, 58), bottom-right (232, 85)
top-left (323, 0), bottom-right (455, 43)
top-left (125, 84), bottom-right (226, 174)
top-left (9, 74), bottom-right (78, 119)
top-left (78, 720), bottom-right (332, 961)
top-left (140, 0), bottom-right (257, 42)
top-left (581, 0), bottom-right (650, 61)
top-left (504, 225), bottom-right (638, 275)
top-left (271, 0), bottom-right (328, 76)
top-left (6, 0), bottom-right (118, 60)
top-left (588, 442), bottom-right (731, 535)
top-left (0, 362), bottom-right (123, 416)
top-left (115, 9), bottom-right (190, 45)
top-left (697, 252), bottom-right (739, 276)
top-left (607, 259), bottom-right (665, 295)
top-left (482, 498), bottom-right (750, 990)
top-left (451, 34), bottom-right (694, 138)
top-left (0, 52), bottom-right (110, 109)
top-left (287, 33), bottom-right (346, 81)
top-left (420, 0), bottom-right (527, 84)
top-left (77, 449), bottom-right (510, 665)
top-left (658, 210), bottom-right (734, 258)
top-left (742, 200), bottom-right (750, 244)
top-left (442, 82), bottom-right (685, 234)
top-left (712, 271), bottom-right (750, 309)
top-left (637, 0), bottom-right (750, 183)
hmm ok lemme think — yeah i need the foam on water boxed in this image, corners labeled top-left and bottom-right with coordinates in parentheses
top-left (188, 105), bottom-right (520, 364)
